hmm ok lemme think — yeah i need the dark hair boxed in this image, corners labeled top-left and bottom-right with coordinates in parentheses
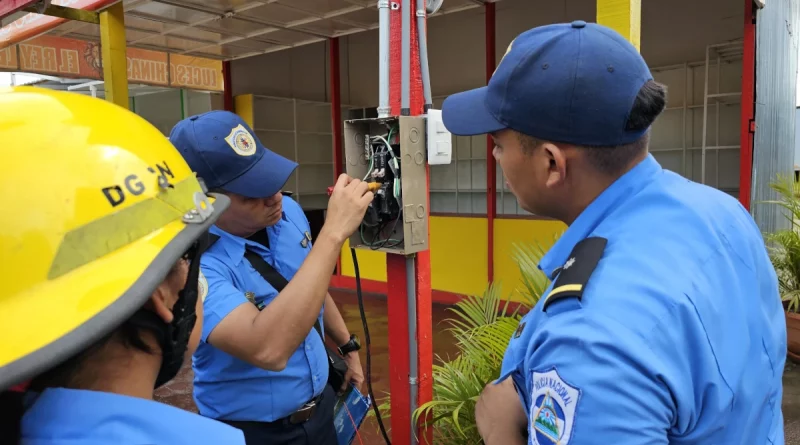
top-left (520, 80), bottom-right (667, 176)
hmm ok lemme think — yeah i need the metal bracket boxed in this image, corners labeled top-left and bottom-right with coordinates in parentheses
top-left (24, 1), bottom-right (99, 24)
top-left (183, 192), bottom-right (215, 224)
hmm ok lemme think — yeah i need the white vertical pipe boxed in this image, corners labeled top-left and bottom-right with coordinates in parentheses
top-left (401, 0), bottom-right (411, 115)
top-left (701, 45), bottom-right (710, 184)
top-left (378, 0), bottom-right (391, 118)
top-left (293, 98), bottom-right (300, 204)
top-left (415, 0), bottom-right (432, 111)
top-left (715, 55), bottom-right (721, 188)
top-left (682, 62), bottom-right (688, 177)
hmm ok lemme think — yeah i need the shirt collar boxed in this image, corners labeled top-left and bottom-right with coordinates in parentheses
top-left (22, 388), bottom-right (244, 445)
top-left (210, 213), bottom-right (286, 266)
top-left (539, 154), bottom-right (662, 278)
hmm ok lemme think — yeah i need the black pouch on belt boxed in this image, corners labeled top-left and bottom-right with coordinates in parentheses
top-left (239, 248), bottom-right (348, 391)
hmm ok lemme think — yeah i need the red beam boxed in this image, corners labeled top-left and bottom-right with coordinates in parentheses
top-left (329, 37), bottom-right (343, 277)
top-left (485, 2), bottom-right (496, 282)
top-left (386, 2), bottom-right (432, 444)
top-left (222, 61), bottom-right (233, 112)
top-left (0, 0), bottom-right (116, 48)
top-left (0, 0), bottom-right (39, 20)
top-left (739, 0), bottom-right (756, 211)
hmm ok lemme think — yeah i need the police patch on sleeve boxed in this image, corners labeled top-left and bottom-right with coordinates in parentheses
top-left (197, 270), bottom-right (208, 302)
top-left (224, 124), bottom-right (257, 156)
top-left (529, 368), bottom-right (581, 445)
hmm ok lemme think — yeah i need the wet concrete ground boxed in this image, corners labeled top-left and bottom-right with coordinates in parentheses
top-left (156, 289), bottom-right (800, 444)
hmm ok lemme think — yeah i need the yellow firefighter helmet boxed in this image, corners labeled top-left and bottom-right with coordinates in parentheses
top-left (0, 86), bottom-right (229, 389)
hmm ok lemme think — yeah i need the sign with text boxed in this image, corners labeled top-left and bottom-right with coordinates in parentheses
top-left (1, 35), bottom-right (223, 92)
top-left (169, 54), bottom-right (223, 91)
top-left (0, 0), bottom-right (116, 48)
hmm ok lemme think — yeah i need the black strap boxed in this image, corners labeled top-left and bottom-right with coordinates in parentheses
top-left (207, 234), bottom-right (324, 339)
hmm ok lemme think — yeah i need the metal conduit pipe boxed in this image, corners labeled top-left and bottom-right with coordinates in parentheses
top-left (416, 0), bottom-right (432, 111)
top-left (401, 0), bottom-right (411, 115)
top-left (406, 254), bottom-right (419, 445)
top-left (378, 0), bottom-right (391, 118)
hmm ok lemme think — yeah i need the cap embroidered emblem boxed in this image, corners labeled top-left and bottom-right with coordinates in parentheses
top-left (493, 38), bottom-right (515, 76)
top-left (225, 124), bottom-right (257, 156)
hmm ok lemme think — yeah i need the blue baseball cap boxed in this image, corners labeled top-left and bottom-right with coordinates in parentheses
top-left (442, 21), bottom-right (653, 146)
top-left (169, 110), bottom-right (297, 199)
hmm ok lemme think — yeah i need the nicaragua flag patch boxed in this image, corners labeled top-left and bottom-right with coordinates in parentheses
top-left (530, 368), bottom-right (581, 445)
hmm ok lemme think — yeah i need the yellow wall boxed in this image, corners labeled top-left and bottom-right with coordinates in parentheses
top-left (339, 216), bottom-right (488, 297)
top-left (340, 215), bottom-right (565, 303)
top-left (233, 94), bottom-right (254, 128)
top-left (492, 218), bottom-right (565, 302)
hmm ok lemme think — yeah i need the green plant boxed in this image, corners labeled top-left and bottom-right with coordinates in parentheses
top-left (764, 175), bottom-right (800, 313)
top-left (369, 239), bottom-right (555, 444)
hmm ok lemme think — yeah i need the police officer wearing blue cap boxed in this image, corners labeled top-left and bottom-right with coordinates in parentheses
top-left (169, 111), bottom-right (372, 444)
top-left (443, 21), bottom-right (785, 445)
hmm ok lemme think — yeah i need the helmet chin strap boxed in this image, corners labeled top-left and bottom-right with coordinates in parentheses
top-left (129, 235), bottom-right (208, 388)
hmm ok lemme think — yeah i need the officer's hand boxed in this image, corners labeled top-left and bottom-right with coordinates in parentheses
top-left (341, 352), bottom-right (364, 394)
top-left (323, 174), bottom-right (374, 244)
top-left (475, 378), bottom-right (527, 445)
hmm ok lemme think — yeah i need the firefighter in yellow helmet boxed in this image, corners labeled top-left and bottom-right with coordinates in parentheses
top-left (0, 87), bottom-right (246, 444)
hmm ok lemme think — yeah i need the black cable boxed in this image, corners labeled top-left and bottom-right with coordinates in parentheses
top-left (351, 247), bottom-right (391, 445)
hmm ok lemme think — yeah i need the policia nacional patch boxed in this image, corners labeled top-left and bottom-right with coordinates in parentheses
top-left (542, 237), bottom-right (607, 311)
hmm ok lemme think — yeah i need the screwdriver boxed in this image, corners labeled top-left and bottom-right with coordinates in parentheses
top-left (327, 181), bottom-right (381, 196)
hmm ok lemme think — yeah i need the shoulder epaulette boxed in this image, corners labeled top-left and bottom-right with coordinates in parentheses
top-left (542, 236), bottom-right (607, 311)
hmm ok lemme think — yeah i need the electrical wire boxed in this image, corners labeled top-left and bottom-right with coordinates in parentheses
top-left (351, 247), bottom-right (392, 445)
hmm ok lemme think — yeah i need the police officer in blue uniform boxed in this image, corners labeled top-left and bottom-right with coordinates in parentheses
top-left (170, 111), bottom-right (371, 444)
top-left (0, 87), bottom-right (246, 445)
top-left (442, 21), bottom-right (786, 445)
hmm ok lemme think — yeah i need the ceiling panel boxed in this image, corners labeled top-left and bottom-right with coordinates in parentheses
top-left (168, 26), bottom-right (229, 43)
top-left (286, 0), bottom-right (360, 15)
top-left (203, 17), bottom-right (277, 35)
top-left (164, 0), bottom-right (255, 11)
top-left (30, 0), bottom-right (488, 61)
top-left (243, 3), bottom-right (314, 24)
top-left (132, 2), bottom-right (218, 24)
top-left (261, 29), bottom-right (318, 46)
top-left (337, 8), bottom-right (378, 26)
top-left (298, 18), bottom-right (364, 36)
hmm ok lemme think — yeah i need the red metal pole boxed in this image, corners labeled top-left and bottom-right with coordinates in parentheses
top-left (386, 1), bottom-right (433, 444)
top-left (485, 2), bottom-right (496, 282)
top-left (329, 37), bottom-right (343, 277)
top-left (739, 0), bottom-right (756, 211)
top-left (222, 60), bottom-right (233, 112)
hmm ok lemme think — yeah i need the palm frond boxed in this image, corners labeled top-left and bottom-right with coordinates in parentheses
top-left (396, 241), bottom-right (555, 444)
top-left (764, 175), bottom-right (800, 313)
top-left (512, 233), bottom-right (561, 307)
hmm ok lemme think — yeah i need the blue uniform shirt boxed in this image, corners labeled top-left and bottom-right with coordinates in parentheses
top-left (193, 195), bottom-right (329, 422)
top-left (506, 155), bottom-right (785, 444)
top-left (20, 388), bottom-right (244, 444)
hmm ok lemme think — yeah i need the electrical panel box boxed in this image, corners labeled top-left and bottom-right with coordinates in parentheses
top-left (343, 116), bottom-right (428, 255)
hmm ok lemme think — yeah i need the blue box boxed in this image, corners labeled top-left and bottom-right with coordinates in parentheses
top-left (333, 385), bottom-right (372, 445)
